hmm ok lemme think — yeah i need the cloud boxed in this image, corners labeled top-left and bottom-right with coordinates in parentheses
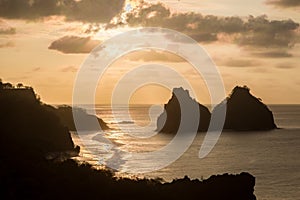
top-left (222, 58), bottom-right (261, 67)
top-left (0, 41), bottom-right (14, 48)
top-left (0, 20), bottom-right (16, 34)
top-left (0, 0), bottom-right (125, 23)
top-left (266, 0), bottom-right (300, 7)
top-left (126, 50), bottom-right (185, 63)
top-left (119, 3), bottom-right (300, 48)
top-left (32, 67), bottom-right (41, 72)
top-left (237, 15), bottom-right (299, 48)
top-left (62, 0), bottom-right (125, 23)
top-left (252, 50), bottom-right (293, 58)
top-left (0, 27), bottom-right (16, 35)
top-left (0, 0), bottom-right (61, 19)
top-left (276, 63), bottom-right (295, 69)
top-left (124, 3), bottom-right (224, 42)
top-left (61, 66), bottom-right (78, 72)
top-left (48, 35), bottom-right (101, 54)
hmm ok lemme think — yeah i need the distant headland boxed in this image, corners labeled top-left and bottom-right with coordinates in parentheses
top-left (0, 79), bottom-right (109, 132)
top-left (48, 105), bottom-right (109, 132)
top-left (157, 86), bottom-right (277, 133)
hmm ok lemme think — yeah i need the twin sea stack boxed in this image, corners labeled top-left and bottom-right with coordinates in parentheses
top-left (156, 87), bottom-right (211, 133)
top-left (156, 86), bottom-right (277, 133)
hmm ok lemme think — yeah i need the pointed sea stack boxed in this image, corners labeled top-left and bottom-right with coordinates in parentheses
top-left (157, 87), bottom-right (211, 133)
top-left (213, 86), bottom-right (277, 131)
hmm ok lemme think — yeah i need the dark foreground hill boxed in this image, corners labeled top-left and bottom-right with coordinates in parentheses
top-left (157, 86), bottom-right (277, 133)
top-left (0, 80), bottom-right (256, 200)
top-left (0, 86), bottom-right (77, 156)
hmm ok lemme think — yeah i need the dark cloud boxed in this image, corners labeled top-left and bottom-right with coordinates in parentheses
top-left (0, 41), bottom-right (14, 48)
top-left (124, 3), bottom-right (245, 42)
top-left (276, 63), bottom-right (295, 69)
top-left (237, 15), bottom-right (299, 48)
top-left (0, 0), bottom-right (61, 19)
top-left (48, 35), bottom-right (101, 54)
top-left (266, 0), bottom-right (300, 7)
top-left (0, 0), bottom-right (125, 23)
top-left (222, 58), bottom-right (261, 67)
top-left (252, 50), bottom-right (293, 58)
top-left (62, 0), bottom-right (125, 23)
top-left (126, 50), bottom-right (185, 63)
top-left (121, 3), bottom-right (300, 47)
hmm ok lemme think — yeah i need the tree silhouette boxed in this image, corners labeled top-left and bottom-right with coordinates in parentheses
top-left (3, 82), bottom-right (13, 89)
top-left (17, 83), bottom-right (24, 88)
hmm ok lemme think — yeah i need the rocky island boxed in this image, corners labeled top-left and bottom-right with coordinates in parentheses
top-left (157, 87), bottom-right (211, 133)
top-left (157, 86), bottom-right (277, 133)
top-left (213, 86), bottom-right (277, 131)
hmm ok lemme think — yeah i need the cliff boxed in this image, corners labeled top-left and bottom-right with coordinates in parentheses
top-left (0, 87), bottom-right (77, 158)
top-left (157, 87), bottom-right (211, 133)
top-left (213, 86), bottom-right (277, 131)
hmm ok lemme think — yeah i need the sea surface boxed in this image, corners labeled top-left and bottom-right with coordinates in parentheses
top-left (72, 105), bottom-right (300, 200)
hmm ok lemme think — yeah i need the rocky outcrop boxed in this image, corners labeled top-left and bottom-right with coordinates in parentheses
top-left (157, 86), bottom-right (277, 133)
top-left (157, 87), bottom-right (211, 133)
top-left (48, 105), bottom-right (109, 131)
top-left (213, 86), bottom-right (277, 131)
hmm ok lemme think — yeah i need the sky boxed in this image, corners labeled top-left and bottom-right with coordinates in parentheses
top-left (0, 0), bottom-right (299, 104)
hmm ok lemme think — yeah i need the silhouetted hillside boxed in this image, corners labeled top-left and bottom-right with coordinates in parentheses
top-left (0, 158), bottom-right (256, 200)
top-left (213, 86), bottom-right (277, 131)
top-left (0, 80), bottom-right (256, 200)
top-left (157, 87), bottom-right (211, 133)
top-left (0, 85), bottom-right (76, 158)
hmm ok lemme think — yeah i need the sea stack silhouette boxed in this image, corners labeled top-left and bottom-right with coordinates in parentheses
top-left (213, 86), bottom-right (277, 131)
top-left (157, 86), bottom-right (277, 133)
top-left (156, 87), bottom-right (211, 133)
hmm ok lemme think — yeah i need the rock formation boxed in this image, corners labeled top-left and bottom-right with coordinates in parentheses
top-left (156, 87), bottom-right (211, 133)
top-left (213, 86), bottom-right (277, 131)
top-left (157, 86), bottom-right (277, 133)
top-left (48, 105), bottom-right (109, 131)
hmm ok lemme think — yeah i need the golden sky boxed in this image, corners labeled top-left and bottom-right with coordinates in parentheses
top-left (0, 0), bottom-right (299, 104)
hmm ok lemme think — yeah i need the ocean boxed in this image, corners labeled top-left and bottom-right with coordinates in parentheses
top-left (72, 105), bottom-right (300, 200)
